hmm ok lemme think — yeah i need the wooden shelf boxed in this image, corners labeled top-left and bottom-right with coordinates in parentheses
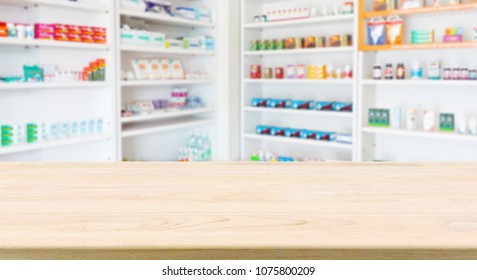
top-left (120, 9), bottom-right (215, 28)
top-left (244, 134), bottom-right (353, 150)
top-left (363, 127), bottom-right (477, 142)
top-left (121, 108), bottom-right (215, 124)
top-left (363, 3), bottom-right (477, 18)
top-left (0, 135), bottom-right (112, 156)
top-left (244, 14), bottom-right (354, 29)
top-left (360, 42), bottom-right (477, 52)
top-left (244, 107), bottom-right (353, 118)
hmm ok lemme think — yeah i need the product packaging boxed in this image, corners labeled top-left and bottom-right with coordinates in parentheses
top-left (458, 118), bottom-right (467, 134)
top-left (406, 109), bottom-right (418, 130)
top-left (423, 110), bottom-right (435, 132)
top-left (391, 107), bottom-right (402, 129)
top-left (291, 100), bottom-right (314, 110)
top-left (439, 113), bottom-right (455, 132)
top-left (270, 127), bottom-right (286, 136)
top-left (252, 98), bottom-right (267, 107)
top-left (399, 0), bottom-right (424, 9)
top-left (0, 22), bottom-right (7, 37)
top-left (315, 102), bottom-right (333, 111)
top-left (369, 109), bottom-right (390, 127)
top-left (428, 62), bottom-right (441, 80)
top-left (132, 59), bottom-right (151, 80)
top-left (386, 16), bottom-right (403, 45)
top-left (373, 0), bottom-right (388, 11)
top-left (256, 125), bottom-right (272, 135)
top-left (284, 128), bottom-right (300, 138)
top-left (468, 119), bottom-right (477, 135)
top-left (368, 17), bottom-right (386, 45)
top-left (250, 65), bottom-right (261, 79)
top-left (266, 99), bottom-right (292, 108)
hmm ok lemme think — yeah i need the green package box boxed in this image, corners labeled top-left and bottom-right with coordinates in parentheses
top-left (369, 109), bottom-right (390, 127)
top-left (439, 113), bottom-right (455, 132)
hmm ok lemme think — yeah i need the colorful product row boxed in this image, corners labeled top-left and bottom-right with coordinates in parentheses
top-left (251, 98), bottom-right (352, 112)
top-left (369, 108), bottom-right (477, 135)
top-left (249, 35), bottom-right (352, 51)
top-left (256, 125), bottom-right (347, 143)
top-left (1, 119), bottom-right (104, 147)
top-left (0, 22), bottom-right (106, 44)
top-left (0, 59), bottom-right (106, 84)
top-left (122, 1), bottom-right (212, 22)
top-left (120, 25), bottom-right (215, 50)
top-left (250, 65), bottom-right (353, 80)
top-left (373, 62), bottom-right (477, 80)
top-left (254, 2), bottom-right (354, 23)
top-left (373, 0), bottom-right (477, 12)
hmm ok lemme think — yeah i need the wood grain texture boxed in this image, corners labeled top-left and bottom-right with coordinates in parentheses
top-left (0, 162), bottom-right (476, 260)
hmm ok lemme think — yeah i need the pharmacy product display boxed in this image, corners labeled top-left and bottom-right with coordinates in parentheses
top-left (122, 58), bottom-right (210, 81)
top-left (249, 35), bottom-right (352, 51)
top-left (368, 107), bottom-right (477, 136)
top-left (120, 24), bottom-right (215, 51)
top-left (250, 150), bottom-right (323, 162)
top-left (251, 98), bottom-right (353, 112)
top-left (252, 2), bottom-right (354, 23)
top-left (1, 118), bottom-right (104, 148)
top-left (367, 1), bottom-right (477, 47)
top-left (121, 0), bottom-right (212, 22)
top-left (372, 61), bottom-right (477, 80)
top-left (122, 88), bottom-right (206, 117)
top-left (0, 59), bottom-right (106, 84)
top-left (0, 21), bottom-right (106, 44)
top-left (256, 125), bottom-right (352, 144)
top-left (250, 64), bottom-right (353, 80)
top-left (178, 131), bottom-right (212, 162)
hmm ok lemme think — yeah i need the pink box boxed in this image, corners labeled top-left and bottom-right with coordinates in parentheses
top-left (443, 35), bottom-right (463, 43)
top-left (53, 23), bottom-right (68, 34)
top-left (92, 27), bottom-right (106, 37)
top-left (34, 23), bottom-right (54, 33)
top-left (34, 31), bottom-right (54, 40)
top-left (80, 26), bottom-right (94, 36)
top-left (67, 24), bottom-right (82, 35)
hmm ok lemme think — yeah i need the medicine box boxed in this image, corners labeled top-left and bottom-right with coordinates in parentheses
top-left (439, 113), bottom-right (455, 132)
top-left (369, 108), bottom-right (390, 127)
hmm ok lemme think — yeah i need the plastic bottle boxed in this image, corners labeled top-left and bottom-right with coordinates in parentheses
top-left (196, 133), bottom-right (205, 162)
top-left (203, 132), bottom-right (212, 161)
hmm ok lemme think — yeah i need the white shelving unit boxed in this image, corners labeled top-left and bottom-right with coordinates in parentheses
top-left (241, 0), bottom-right (358, 162)
top-left (358, 0), bottom-right (477, 162)
top-left (0, 0), bottom-right (116, 161)
top-left (117, 0), bottom-right (220, 162)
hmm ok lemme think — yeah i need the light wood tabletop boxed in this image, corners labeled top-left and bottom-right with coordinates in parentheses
top-left (0, 162), bottom-right (476, 260)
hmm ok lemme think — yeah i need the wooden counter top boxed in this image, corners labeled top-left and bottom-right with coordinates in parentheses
top-left (0, 162), bottom-right (476, 260)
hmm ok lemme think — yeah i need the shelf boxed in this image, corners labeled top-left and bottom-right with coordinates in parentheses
top-left (362, 79), bottom-right (477, 87)
top-left (244, 134), bottom-right (353, 150)
top-left (120, 9), bottom-right (215, 28)
top-left (122, 117), bottom-right (215, 138)
top-left (360, 42), bottom-right (477, 52)
top-left (244, 107), bottom-right (353, 118)
top-left (363, 3), bottom-right (477, 18)
top-left (0, 38), bottom-right (109, 50)
top-left (0, 0), bottom-right (110, 13)
top-left (120, 45), bottom-right (215, 56)
top-left (0, 134), bottom-right (112, 156)
top-left (244, 79), bottom-right (354, 85)
top-left (121, 108), bottom-right (215, 124)
top-left (0, 82), bottom-right (110, 90)
top-left (244, 47), bottom-right (354, 56)
top-left (362, 127), bottom-right (477, 142)
top-left (244, 14), bottom-right (354, 29)
top-left (121, 80), bottom-right (214, 87)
